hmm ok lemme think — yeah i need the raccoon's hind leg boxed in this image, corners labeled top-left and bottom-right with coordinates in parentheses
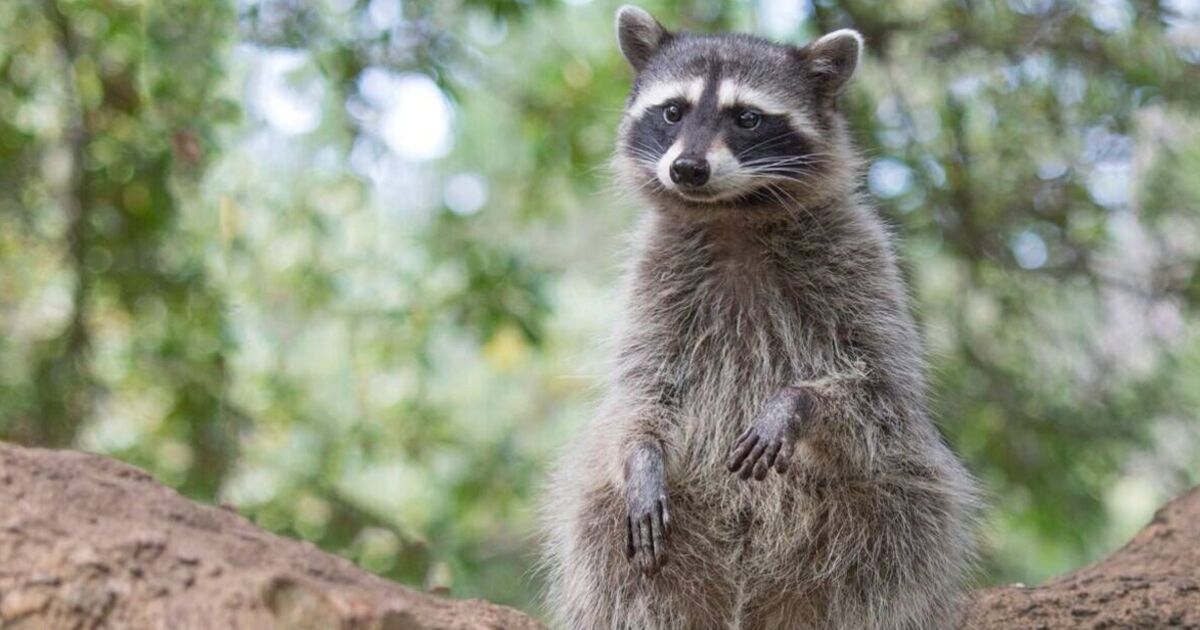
top-left (743, 473), bottom-right (975, 630)
top-left (545, 482), bottom-right (737, 630)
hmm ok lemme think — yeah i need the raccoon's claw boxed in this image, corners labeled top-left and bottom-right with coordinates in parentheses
top-left (727, 386), bottom-right (809, 480)
top-left (626, 497), bottom-right (670, 576)
top-left (727, 430), bottom-right (794, 480)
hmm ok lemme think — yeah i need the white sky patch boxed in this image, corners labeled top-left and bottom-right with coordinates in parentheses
top-left (367, 0), bottom-right (401, 31)
top-left (1089, 0), bottom-right (1136, 33)
top-left (358, 68), bottom-right (455, 162)
top-left (949, 74), bottom-right (985, 100)
top-left (1011, 230), bottom-right (1049, 270)
top-left (868, 158), bottom-right (912, 198)
top-left (377, 156), bottom-right (441, 216)
top-left (1166, 0), bottom-right (1200, 17)
top-left (1078, 125), bottom-right (1133, 208)
top-left (222, 466), bottom-right (283, 507)
top-left (1055, 68), bottom-right (1088, 105)
top-left (1009, 0), bottom-right (1055, 15)
top-left (326, 0), bottom-right (357, 13)
top-left (1164, 0), bottom-right (1200, 62)
top-left (347, 135), bottom-right (441, 217)
top-left (755, 0), bottom-right (811, 41)
top-left (467, 12), bottom-right (509, 46)
top-left (444, 172), bottom-right (489, 215)
top-left (1036, 157), bottom-right (1070, 180)
top-left (248, 48), bottom-right (324, 135)
top-left (348, 134), bottom-right (386, 180)
top-left (1087, 160), bottom-right (1132, 208)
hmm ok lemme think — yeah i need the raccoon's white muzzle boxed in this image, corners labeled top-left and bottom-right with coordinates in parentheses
top-left (655, 138), bottom-right (756, 201)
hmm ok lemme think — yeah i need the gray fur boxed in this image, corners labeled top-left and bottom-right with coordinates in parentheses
top-left (616, 5), bottom-right (669, 73)
top-left (541, 9), bottom-right (981, 629)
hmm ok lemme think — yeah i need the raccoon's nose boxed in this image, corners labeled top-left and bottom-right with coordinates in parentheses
top-left (670, 158), bottom-right (710, 187)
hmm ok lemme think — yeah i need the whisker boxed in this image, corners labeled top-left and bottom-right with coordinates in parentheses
top-left (734, 132), bottom-right (798, 158)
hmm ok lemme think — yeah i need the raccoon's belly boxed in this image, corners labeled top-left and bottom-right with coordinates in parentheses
top-left (661, 346), bottom-right (828, 552)
top-left (665, 331), bottom-right (812, 457)
top-left (667, 425), bottom-right (821, 569)
top-left (668, 368), bottom-right (775, 464)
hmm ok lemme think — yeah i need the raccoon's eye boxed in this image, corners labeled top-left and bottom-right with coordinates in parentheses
top-left (662, 103), bottom-right (683, 124)
top-left (736, 110), bottom-right (762, 129)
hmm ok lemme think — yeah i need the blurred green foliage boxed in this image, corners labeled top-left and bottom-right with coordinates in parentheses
top-left (2, 0), bottom-right (1199, 616)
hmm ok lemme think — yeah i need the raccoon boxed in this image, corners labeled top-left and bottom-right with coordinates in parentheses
top-left (540, 6), bottom-right (981, 629)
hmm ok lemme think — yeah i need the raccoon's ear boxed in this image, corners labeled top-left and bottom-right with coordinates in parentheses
top-left (802, 29), bottom-right (864, 95)
top-left (616, 5), bottom-right (670, 73)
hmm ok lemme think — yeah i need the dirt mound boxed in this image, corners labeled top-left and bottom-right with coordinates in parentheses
top-left (0, 443), bottom-right (544, 629)
top-left (1, 441), bottom-right (1197, 629)
top-left (961, 486), bottom-right (1200, 629)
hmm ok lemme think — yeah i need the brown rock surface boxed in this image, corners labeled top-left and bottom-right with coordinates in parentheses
top-left (0, 443), bottom-right (544, 629)
top-left (2, 441), bottom-right (1197, 629)
top-left (960, 486), bottom-right (1200, 629)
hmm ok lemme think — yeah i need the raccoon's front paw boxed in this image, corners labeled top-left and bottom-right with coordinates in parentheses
top-left (727, 386), bottom-right (811, 481)
top-left (624, 443), bottom-right (670, 576)
top-left (626, 491), bottom-right (670, 576)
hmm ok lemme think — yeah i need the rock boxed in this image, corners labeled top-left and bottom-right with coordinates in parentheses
top-left (3, 440), bottom-right (1198, 629)
top-left (960, 486), bottom-right (1200, 629)
top-left (0, 443), bottom-right (544, 630)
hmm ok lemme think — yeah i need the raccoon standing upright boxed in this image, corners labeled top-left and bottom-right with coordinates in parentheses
top-left (541, 6), bottom-right (980, 629)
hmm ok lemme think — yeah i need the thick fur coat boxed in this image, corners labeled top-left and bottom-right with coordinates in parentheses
top-left (541, 7), bottom-right (980, 629)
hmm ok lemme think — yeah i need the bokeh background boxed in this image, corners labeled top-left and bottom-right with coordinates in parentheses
top-left (2, 0), bottom-right (1199, 615)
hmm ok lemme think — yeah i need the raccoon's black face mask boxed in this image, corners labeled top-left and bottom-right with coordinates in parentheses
top-left (612, 5), bottom-right (862, 207)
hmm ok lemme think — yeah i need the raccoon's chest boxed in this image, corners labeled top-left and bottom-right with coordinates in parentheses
top-left (668, 266), bottom-right (824, 424)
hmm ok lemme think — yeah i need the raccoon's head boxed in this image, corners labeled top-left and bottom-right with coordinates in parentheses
top-left (612, 6), bottom-right (863, 209)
